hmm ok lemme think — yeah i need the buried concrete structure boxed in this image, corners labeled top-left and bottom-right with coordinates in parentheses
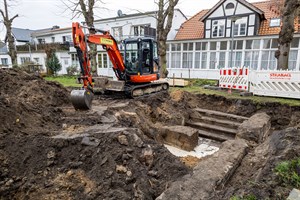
top-left (157, 126), bottom-right (199, 151)
top-left (156, 139), bottom-right (248, 200)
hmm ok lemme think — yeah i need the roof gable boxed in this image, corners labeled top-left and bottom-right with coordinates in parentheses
top-left (200, 0), bottom-right (265, 22)
top-left (174, 0), bottom-right (293, 40)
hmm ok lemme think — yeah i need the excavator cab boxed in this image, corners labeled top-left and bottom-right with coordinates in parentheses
top-left (123, 38), bottom-right (159, 77)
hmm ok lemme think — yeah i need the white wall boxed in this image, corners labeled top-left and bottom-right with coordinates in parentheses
top-left (34, 30), bottom-right (72, 44)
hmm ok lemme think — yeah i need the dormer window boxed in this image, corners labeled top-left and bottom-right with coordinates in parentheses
top-left (225, 3), bottom-right (235, 9)
top-left (270, 18), bottom-right (281, 27)
top-left (233, 17), bottom-right (247, 36)
top-left (212, 19), bottom-right (225, 38)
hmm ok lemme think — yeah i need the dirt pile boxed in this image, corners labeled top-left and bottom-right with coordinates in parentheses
top-left (0, 69), bottom-right (69, 135)
top-left (0, 127), bottom-right (190, 200)
top-left (0, 70), bottom-right (190, 199)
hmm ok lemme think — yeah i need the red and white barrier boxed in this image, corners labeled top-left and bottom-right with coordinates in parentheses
top-left (219, 68), bottom-right (249, 91)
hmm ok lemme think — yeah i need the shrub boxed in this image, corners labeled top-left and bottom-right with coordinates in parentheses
top-left (66, 65), bottom-right (79, 76)
top-left (274, 157), bottom-right (300, 188)
top-left (46, 52), bottom-right (62, 75)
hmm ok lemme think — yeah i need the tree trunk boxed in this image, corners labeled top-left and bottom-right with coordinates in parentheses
top-left (1, 0), bottom-right (18, 66)
top-left (79, 0), bottom-right (98, 75)
top-left (276, 0), bottom-right (300, 70)
top-left (158, 40), bottom-right (168, 77)
top-left (156, 0), bottom-right (179, 78)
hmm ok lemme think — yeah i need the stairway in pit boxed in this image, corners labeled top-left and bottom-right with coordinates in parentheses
top-left (186, 108), bottom-right (249, 142)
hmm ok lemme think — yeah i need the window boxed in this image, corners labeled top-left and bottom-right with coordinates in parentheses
top-left (62, 35), bottom-right (71, 43)
top-left (71, 54), bottom-right (79, 66)
top-left (234, 17), bottom-right (247, 36)
top-left (218, 52), bottom-right (226, 69)
top-left (171, 53), bottom-right (181, 68)
top-left (183, 43), bottom-right (193, 51)
top-left (225, 3), bottom-right (235, 9)
top-left (229, 52), bottom-right (242, 68)
top-left (170, 43), bottom-right (181, 68)
top-left (270, 18), bottom-right (281, 27)
top-left (261, 51), bottom-right (277, 70)
top-left (132, 25), bottom-right (149, 37)
top-left (51, 37), bottom-right (55, 43)
top-left (64, 59), bottom-right (68, 65)
top-left (1, 58), bottom-right (8, 65)
top-left (33, 58), bottom-right (40, 64)
top-left (98, 54), bottom-right (108, 68)
top-left (201, 52), bottom-right (207, 69)
top-left (289, 50), bottom-right (298, 70)
top-left (182, 52), bottom-right (193, 68)
top-left (244, 51), bottom-right (259, 70)
top-left (182, 43), bottom-right (193, 68)
top-left (38, 38), bottom-right (45, 44)
top-left (246, 40), bottom-right (260, 49)
top-left (112, 27), bottom-right (123, 41)
top-left (212, 20), bottom-right (225, 38)
top-left (210, 42), bottom-right (217, 50)
top-left (209, 52), bottom-right (217, 69)
top-left (20, 57), bottom-right (30, 64)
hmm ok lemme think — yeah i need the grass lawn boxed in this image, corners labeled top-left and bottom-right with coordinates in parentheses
top-left (170, 79), bottom-right (300, 107)
top-left (44, 76), bottom-right (81, 87)
top-left (44, 76), bottom-right (300, 106)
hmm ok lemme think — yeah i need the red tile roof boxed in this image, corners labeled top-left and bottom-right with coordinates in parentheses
top-left (175, 10), bottom-right (209, 40)
top-left (175, 0), bottom-right (297, 40)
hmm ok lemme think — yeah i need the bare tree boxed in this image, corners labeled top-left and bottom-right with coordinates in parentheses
top-left (274, 0), bottom-right (300, 70)
top-left (0, 0), bottom-right (18, 66)
top-left (62, 0), bottom-right (106, 75)
top-left (156, 0), bottom-right (179, 78)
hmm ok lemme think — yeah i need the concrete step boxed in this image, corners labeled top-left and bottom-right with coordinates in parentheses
top-left (190, 115), bottom-right (242, 129)
top-left (194, 108), bottom-right (249, 123)
top-left (197, 129), bottom-right (234, 142)
top-left (186, 121), bottom-right (237, 136)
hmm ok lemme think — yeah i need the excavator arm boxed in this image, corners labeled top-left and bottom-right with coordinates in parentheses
top-left (70, 22), bottom-right (127, 110)
top-left (72, 22), bottom-right (126, 84)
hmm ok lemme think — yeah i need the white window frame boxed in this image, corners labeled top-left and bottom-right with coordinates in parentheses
top-left (234, 17), bottom-right (247, 36)
top-left (270, 18), bottom-right (281, 27)
top-left (212, 20), bottom-right (225, 38)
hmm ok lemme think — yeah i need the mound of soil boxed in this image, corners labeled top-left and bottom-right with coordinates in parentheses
top-left (0, 69), bottom-right (69, 135)
top-left (0, 69), bottom-right (190, 200)
top-left (0, 128), bottom-right (190, 200)
top-left (1, 69), bottom-right (300, 200)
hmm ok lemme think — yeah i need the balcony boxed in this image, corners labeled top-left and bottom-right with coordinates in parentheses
top-left (16, 42), bottom-right (71, 52)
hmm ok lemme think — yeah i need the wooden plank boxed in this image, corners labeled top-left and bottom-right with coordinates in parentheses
top-left (167, 78), bottom-right (189, 87)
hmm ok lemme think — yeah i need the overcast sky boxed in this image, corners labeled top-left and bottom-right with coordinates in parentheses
top-left (0, 0), bottom-right (265, 40)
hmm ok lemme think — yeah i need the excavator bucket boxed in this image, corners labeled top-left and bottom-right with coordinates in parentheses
top-left (70, 89), bottom-right (93, 110)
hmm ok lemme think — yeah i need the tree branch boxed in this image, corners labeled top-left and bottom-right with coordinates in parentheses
top-left (9, 14), bottom-right (18, 22)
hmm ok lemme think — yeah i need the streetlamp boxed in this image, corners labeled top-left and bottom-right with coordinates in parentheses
top-left (229, 16), bottom-right (242, 68)
top-left (27, 42), bottom-right (32, 62)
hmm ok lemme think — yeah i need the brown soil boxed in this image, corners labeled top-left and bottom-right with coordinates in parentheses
top-left (1, 69), bottom-right (300, 199)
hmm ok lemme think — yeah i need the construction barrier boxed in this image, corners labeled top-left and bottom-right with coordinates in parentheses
top-left (219, 68), bottom-right (249, 91)
top-left (249, 71), bottom-right (300, 99)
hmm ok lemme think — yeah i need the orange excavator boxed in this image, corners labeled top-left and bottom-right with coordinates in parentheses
top-left (70, 22), bottom-right (169, 110)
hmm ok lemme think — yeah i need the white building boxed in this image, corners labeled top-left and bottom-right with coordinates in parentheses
top-left (0, 9), bottom-right (187, 75)
top-left (165, 0), bottom-right (300, 80)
